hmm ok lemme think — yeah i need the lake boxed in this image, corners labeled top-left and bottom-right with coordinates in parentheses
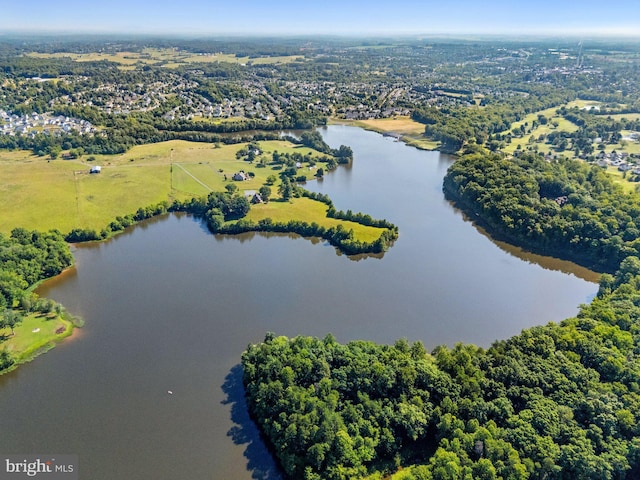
top-left (0, 126), bottom-right (597, 479)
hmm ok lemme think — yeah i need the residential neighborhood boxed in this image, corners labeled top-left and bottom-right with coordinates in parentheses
top-left (0, 110), bottom-right (97, 137)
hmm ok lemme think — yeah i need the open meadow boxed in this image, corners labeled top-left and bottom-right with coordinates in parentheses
top-left (0, 139), bottom-right (382, 243)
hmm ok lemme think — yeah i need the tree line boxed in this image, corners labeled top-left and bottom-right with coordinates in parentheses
top-left (0, 106), bottom-right (328, 157)
top-left (412, 89), bottom-right (575, 154)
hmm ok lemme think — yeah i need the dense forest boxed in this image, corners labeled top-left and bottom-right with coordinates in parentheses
top-left (443, 153), bottom-right (640, 272)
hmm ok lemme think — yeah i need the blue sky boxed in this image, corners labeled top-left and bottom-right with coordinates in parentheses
top-left (1, 0), bottom-right (639, 37)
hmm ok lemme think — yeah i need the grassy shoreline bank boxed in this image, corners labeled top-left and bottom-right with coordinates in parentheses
top-left (0, 309), bottom-right (82, 376)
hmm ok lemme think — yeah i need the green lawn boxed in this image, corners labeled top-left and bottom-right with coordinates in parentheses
top-left (499, 101), bottom-right (640, 160)
top-left (1, 313), bottom-right (73, 367)
top-left (605, 138), bottom-right (640, 156)
top-left (604, 166), bottom-right (640, 194)
top-left (565, 99), bottom-right (603, 109)
top-left (244, 197), bottom-right (385, 243)
top-left (607, 113), bottom-right (640, 121)
top-left (500, 105), bottom-right (580, 156)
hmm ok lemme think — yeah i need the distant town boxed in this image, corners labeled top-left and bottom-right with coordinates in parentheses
top-left (0, 38), bottom-right (639, 171)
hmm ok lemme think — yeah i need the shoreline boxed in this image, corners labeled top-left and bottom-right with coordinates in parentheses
top-left (327, 117), bottom-right (441, 151)
top-left (0, 311), bottom-right (81, 376)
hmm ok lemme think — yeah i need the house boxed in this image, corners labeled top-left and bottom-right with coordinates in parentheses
top-left (232, 172), bottom-right (247, 181)
top-left (251, 193), bottom-right (264, 204)
top-left (90, 166), bottom-right (102, 174)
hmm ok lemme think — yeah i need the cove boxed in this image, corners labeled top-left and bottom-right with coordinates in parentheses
top-left (0, 126), bottom-right (597, 479)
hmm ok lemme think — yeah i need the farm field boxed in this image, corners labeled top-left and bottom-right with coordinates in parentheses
top-left (0, 139), bottom-right (355, 236)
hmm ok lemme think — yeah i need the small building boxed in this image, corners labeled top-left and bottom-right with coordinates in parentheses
top-left (90, 166), bottom-right (102, 174)
top-left (554, 196), bottom-right (568, 206)
top-left (232, 172), bottom-right (247, 181)
top-left (251, 193), bottom-right (264, 204)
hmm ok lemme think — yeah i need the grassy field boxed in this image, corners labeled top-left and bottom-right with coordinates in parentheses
top-left (331, 116), bottom-right (425, 135)
top-left (0, 312), bottom-right (73, 370)
top-left (497, 101), bottom-right (640, 159)
top-left (0, 139), bottom-right (385, 246)
top-left (0, 147), bottom-right (176, 233)
top-left (244, 197), bottom-right (385, 243)
top-left (607, 113), bottom-right (640, 121)
top-left (605, 135), bottom-right (640, 156)
top-left (565, 99), bottom-right (602, 109)
top-left (331, 117), bottom-right (440, 150)
top-left (500, 105), bottom-right (580, 155)
top-left (497, 103), bottom-right (640, 192)
top-left (0, 141), bottom-right (252, 232)
top-left (604, 166), bottom-right (640, 194)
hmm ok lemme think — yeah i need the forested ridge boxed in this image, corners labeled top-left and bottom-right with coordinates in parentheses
top-left (242, 152), bottom-right (640, 479)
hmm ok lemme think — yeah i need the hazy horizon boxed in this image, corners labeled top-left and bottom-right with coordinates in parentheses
top-left (2, 0), bottom-right (639, 38)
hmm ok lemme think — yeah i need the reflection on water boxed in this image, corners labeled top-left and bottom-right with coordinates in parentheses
top-left (221, 365), bottom-right (284, 480)
top-left (460, 215), bottom-right (601, 283)
top-left (214, 229), bottom-right (385, 261)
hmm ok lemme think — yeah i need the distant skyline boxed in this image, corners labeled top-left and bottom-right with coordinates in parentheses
top-left (1, 0), bottom-right (639, 38)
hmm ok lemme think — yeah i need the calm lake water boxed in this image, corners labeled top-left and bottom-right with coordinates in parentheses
top-left (0, 126), bottom-right (597, 479)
